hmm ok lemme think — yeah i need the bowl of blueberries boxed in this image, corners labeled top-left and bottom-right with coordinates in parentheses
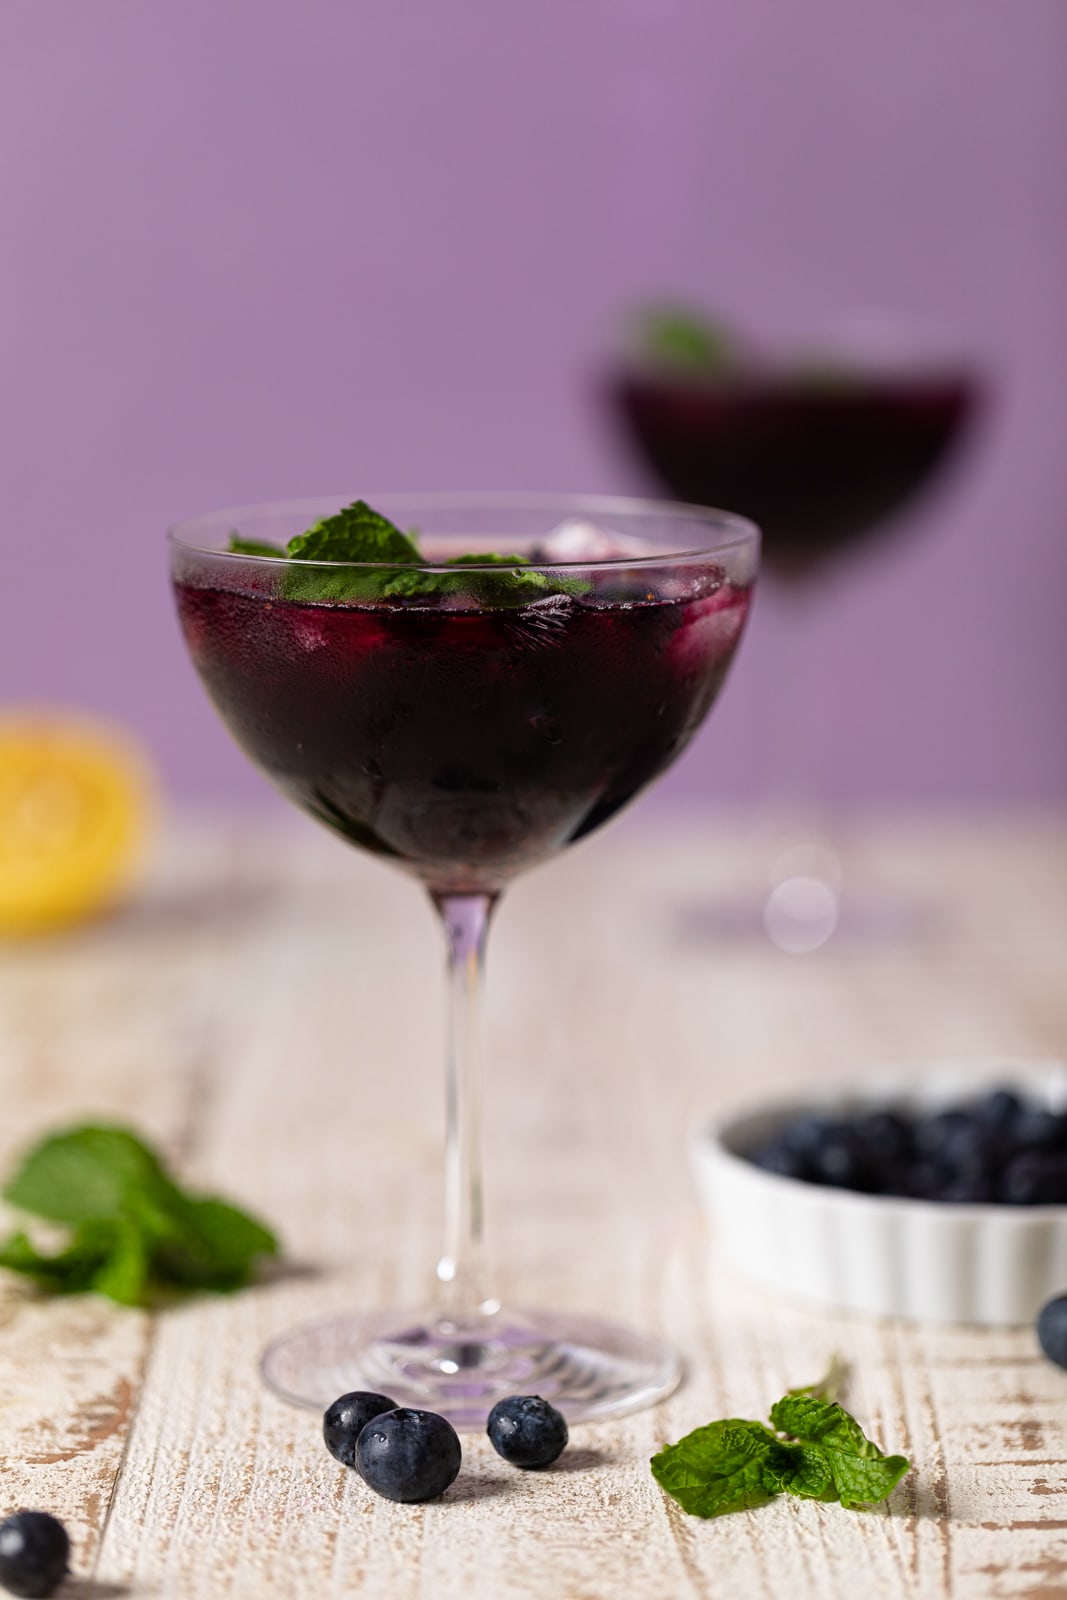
top-left (694, 1060), bottom-right (1067, 1325)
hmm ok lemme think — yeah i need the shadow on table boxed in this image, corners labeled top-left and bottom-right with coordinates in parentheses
top-left (547, 1447), bottom-right (621, 1474)
top-left (445, 1449), bottom-right (621, 1501)
top-left (446, 1475), bottom-right (516, 1504)
top-left (253, 1257), bottom-right (325, 1289)
top-left (64, 1582), bottom-right (133, 1598)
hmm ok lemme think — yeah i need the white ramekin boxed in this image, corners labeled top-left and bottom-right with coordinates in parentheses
top-left (693, 1061), bottom-right (1067, 1326)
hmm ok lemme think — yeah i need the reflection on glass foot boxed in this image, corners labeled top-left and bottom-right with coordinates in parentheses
top-left (260, 1307), bottom-right (682, 1429)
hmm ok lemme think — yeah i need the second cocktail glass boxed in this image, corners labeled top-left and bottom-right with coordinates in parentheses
top-left (169, 493), bottom-right (759, 1425)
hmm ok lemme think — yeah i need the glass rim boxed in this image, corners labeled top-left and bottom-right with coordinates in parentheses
top-left (166, 490), bottom-right (760, 570)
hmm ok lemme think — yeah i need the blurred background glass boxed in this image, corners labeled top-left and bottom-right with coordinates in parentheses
top-left (605, 306), bottom-right (984, 945)
top-left (1, 0), bottom-right (1064, 835)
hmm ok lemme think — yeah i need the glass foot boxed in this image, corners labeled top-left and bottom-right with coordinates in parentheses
top-left (260, 1306), bottom-right (682, 1428)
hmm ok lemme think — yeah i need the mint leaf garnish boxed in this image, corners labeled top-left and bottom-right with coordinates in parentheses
top-left (281, 500), bottom-right (420, 603)
top-left (0, 1125), bottom-right (279, 1306)
top-left (633, 305), bottom-right (741, 374)
top-left (268, 498), bottom-right (590, 606)
top-left (227, 535), bottom-right (287, 558)
top-left (652, 1363), bottom-right (910, 1520)
top-left (442, 554), bottom-right (588, 605)
top-left (286, 500), bottom-right (421, 567)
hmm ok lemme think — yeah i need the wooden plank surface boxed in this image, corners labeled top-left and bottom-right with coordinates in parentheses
top-left (1, 811), bottom-right (1066, 1599)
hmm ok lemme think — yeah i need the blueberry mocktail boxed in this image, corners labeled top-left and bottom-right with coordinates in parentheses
top-left (612, 372), bottom-right (975, 580)
top-left (174, 565), bottom-right (749, 893)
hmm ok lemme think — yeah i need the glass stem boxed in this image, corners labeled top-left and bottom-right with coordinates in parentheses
top-left (430, 890), bottom-right (499, 1328)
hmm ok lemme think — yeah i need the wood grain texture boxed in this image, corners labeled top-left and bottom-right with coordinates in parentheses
top-left (1, 812), bottom-right (1065, 1599)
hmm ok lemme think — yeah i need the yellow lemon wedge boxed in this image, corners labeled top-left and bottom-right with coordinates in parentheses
top-left (0, 712), bottom-right (155, 935)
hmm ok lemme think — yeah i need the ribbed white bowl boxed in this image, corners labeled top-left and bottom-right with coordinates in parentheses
top-left (694, 1062), bottom-right (1067, 1326)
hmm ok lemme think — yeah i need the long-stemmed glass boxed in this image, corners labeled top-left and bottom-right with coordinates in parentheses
top-left (607, 330), bottom-right (979, 948)
top-left (169, 493), bottom-right (758, 1424)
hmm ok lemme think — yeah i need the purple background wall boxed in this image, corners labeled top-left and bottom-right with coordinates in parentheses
top-left (2, 1), bottom-right (1065, 810)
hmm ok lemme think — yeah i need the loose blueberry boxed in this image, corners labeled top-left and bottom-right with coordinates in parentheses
top-left (486, 1394), bottom-right (569, 1468)
top-left (0, 1511), bottom-right (70, 1599)
top-left (356, 1408), bottom-right (462, 1502)
top-left (323, 1390), bottom-right (398, 1470)
top-left (1037, 1293), bottom-right (1067, 1370)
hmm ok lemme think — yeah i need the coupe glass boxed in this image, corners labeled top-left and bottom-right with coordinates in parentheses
top-left (169, 493), bottom-right (759, 1424)
top-left (608, 345), bottom-right (979, 949)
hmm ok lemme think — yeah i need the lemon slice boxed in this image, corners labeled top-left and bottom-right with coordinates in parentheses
top-left (0, 713), bottom-right (155, 935)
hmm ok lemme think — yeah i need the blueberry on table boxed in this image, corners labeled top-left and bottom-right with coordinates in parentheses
top-left (323, 1391), bottom-right (398, 1471)
top-left (0, 1511), bottom-right (70, 1599)
top-left (356, 1409), bottom-right (462, 1502)
top-left (1037, 1294), bottom-right (1067, 1370)
top-left (487, 1394), bottom-right (569, 1468)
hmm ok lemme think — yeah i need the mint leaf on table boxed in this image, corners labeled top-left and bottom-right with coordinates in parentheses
top-left (769, 1394), bottom-right (911, 1510)
top-left (4, 1125), bottom-right (175, 1223)
top-left (652, 1363), bottom-right (910, 1520)
top-left (0, 1222), bottom-right (120, 1295)
top-left (651, 1419), bottom-right (787, 1518)
top-left (0, 1125), bottom-right (278, 1307)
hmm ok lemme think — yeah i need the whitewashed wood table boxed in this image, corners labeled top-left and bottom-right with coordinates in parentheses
top-left (1, 811), bottom-right (1066, 1599)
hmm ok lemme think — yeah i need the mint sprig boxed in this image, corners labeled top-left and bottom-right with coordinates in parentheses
top-left (227, 535), bottom-right (287, 558)
top-left (228, 500), bottom-right (589, 606)
top-left (633, 305), bottom-right (742, 374)
top-left (286, 500), bottom-right (422, 568)
top-left (768, 1394), bottom-right (910, 1509)
top-left (0, 1125), bottom-right (278, 1307)
top-left (651, 1363), bottom-right (909, 1519)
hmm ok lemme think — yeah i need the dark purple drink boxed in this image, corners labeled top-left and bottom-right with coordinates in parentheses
top-left (174, 567), bottom-right (750, 893)
top-left (610, 371), bottom-right (977, 580)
